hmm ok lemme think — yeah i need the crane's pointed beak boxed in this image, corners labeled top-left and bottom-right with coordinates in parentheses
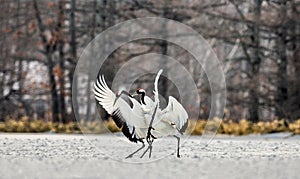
top-left (123, 91), bottom-right (133, 98)
top-left (131, 92), bottom-right (138, 97)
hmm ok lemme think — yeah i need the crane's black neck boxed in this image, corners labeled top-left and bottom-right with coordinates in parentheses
top-left (140, 93), bottom-right (146, 105)
top-left (137, 91), bottom-right (146, 105)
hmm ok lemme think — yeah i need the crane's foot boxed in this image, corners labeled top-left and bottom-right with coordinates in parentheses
top-left (146, 127), bottom-right (156, 144)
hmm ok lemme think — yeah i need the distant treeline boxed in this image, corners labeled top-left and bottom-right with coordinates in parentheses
top-left (0, 1), bottom-right (299, 123)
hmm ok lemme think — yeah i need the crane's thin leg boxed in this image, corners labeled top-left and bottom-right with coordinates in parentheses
top-left (140, 144), bottom-right (151, 158)
top-left (142, 105), bottom-right (158, 159)
top-left (148, 143), bottom-right (153, 158)
top-left (125, 142), bottom-right (145, 159)
top-left (140, 138), bottom-right (154, 158)
top-left (174, 135), bottom-right (180, 158)
top-left (146, 105), bottom-right (158, 143)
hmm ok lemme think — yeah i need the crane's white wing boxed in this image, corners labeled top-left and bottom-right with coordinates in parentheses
top-left (161, 96), bottom-right (188, 133)
top-left (93, 75), bottom-right (116, 114)
top-left (93, 75), bottom-right (146, 142)
top-left (142, 96), bottom-right (163, 126)
top-left (143, 96), bottom-right (155, 111)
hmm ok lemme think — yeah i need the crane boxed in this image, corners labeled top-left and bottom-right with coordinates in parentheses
top-left (93, 69), bottom-right (188, 158)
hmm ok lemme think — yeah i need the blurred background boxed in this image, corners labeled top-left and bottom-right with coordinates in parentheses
top-left (0, 0), bottom-right (299, 134)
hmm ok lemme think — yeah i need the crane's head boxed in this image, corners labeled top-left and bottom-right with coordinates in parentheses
top-left (134, 88), bottom-right (146, 105)
top-left (136, 88), bottom-right (146, 94)
top-left (132, 88), bottom-right (145, 97)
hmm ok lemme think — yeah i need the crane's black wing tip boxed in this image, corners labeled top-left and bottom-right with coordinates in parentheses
top-left (179, 119), bottom-right (188, 134)
top-left (111, 109), bottom-right (124, 128)
top-left (111, 109), bottom-right (141, 143)
top-left (121, 125), bottom-right (140, 143)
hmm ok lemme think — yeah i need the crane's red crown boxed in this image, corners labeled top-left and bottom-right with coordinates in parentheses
top-left (136, 88), bottom-right (145, 93)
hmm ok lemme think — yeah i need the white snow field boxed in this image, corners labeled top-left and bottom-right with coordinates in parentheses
top-left (0, 133), bottom-right (299, 178)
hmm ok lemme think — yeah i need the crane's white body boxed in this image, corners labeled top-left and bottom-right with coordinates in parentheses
top-left (136, 70), bottom-right (188, 137)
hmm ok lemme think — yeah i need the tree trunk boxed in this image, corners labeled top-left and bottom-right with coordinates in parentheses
top-left (291, 0), bottom-right (300, 120)
top-left (33, 0), bottom-right (60, 122)
top-left (57, 0), bottom-right (67, 123)
top-left (69, 0), bottom-right (79, 122)
top-left (248, 0), bottom-right (262, 122)
top-left (86, 0), bottom-right (98, 121)
top-left (275, 1), bottom-right (288, 119)
top-left (48, 54), bottom-right (60, 122)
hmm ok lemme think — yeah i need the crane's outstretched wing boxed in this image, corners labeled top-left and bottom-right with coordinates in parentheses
top-left (161, 96), bottom-right (188, 133)
top-left (93, 75), bottom-right (146, 142)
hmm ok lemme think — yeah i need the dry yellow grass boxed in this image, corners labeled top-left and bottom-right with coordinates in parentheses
top-left (0, 117), bottom-right (299, 135)
top-left (188, 118), bottom-right (297, 135)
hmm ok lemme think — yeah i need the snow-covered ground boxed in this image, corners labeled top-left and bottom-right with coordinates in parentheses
top-left (0, 133), bottom-right (299, 178)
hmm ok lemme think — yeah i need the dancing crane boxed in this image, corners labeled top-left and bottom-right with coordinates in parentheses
top-left (132, 70), bottom-right (188, 157)
top-left (93, 69), bottom-right (188, 158)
